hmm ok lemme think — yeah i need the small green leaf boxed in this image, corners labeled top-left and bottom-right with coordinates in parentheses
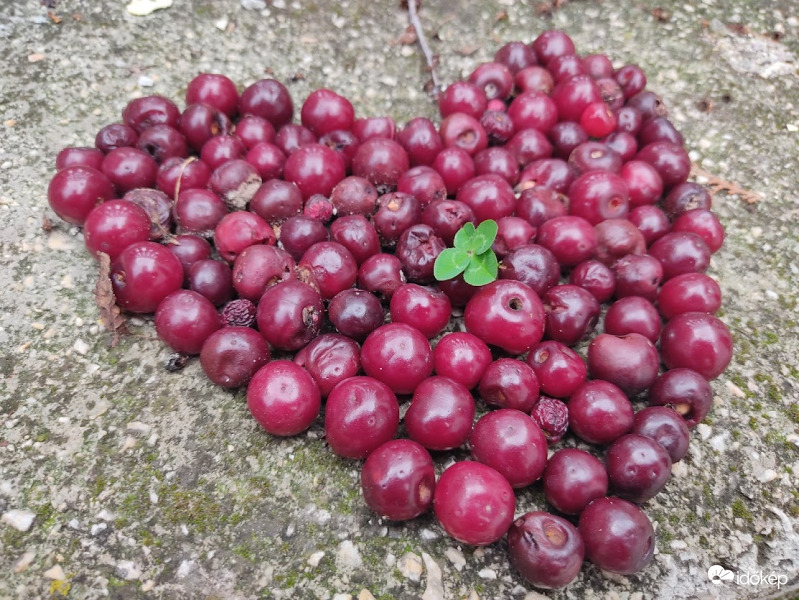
top-left (472, 220), bottom-right (499, 254)
top-left (453, 222), bottom-right (477, 251)
top-left (462, 249), bottom-right (499, 286)
top-left (434, 247), bottom-right (470, 281)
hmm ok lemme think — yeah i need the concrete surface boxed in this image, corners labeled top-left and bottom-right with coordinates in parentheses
top-left (1, 0), bottom-right (798, 599)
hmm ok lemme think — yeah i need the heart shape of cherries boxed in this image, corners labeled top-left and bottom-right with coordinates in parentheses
top-left (47, 29), bottom-right (733, 589)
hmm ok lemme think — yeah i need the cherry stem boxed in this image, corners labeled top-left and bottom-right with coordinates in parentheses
top-left (406, 0), bottom-right (441, 98)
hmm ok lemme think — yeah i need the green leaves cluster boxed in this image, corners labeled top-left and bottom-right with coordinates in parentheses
top-left (433, 220), bottom-right (499, 287)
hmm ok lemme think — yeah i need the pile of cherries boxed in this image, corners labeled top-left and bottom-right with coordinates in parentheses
top-left (47, 29), bottom-right (733, 589)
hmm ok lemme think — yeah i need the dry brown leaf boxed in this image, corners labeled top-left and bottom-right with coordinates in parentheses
top-left (651, 8), bottom-right (670, 22)
top-left (697, 97), bottom-right (714, 113)
top-left (48, 11), bottom-right (62, 24)
top-left (726, 23), bottom-right (751, 36)
top-left (690, 164), bottom-right (761, 205)
top-left (494, 10), bottom-right (508, 23)
top-left (394, 25), bottom-right (418, 46)
top-left (41, 212), bottom-right (54, 232)
top-left (457, 45), bottom-right (481, 57)
top-left (95, 252), bottom-right (129, 347)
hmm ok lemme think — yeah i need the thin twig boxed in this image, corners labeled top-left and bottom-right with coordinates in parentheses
top-left (690, 164), bottom-right (761, 205)
top-left (407, 0), bottom-right (441, 98)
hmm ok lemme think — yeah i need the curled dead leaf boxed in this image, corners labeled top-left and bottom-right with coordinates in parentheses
top-left (95, 252), bottom-right (129, 347)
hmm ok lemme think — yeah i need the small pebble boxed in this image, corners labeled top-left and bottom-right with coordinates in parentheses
top-left (444, 546), bottom-right (466, 571)
top-left (12, 551), bottom-right (36, 573)
top-left (116, 560), bottom-right (142, 581)
top-left (335, 540), bottom-right (362, 569)
top-left (421, 552), bottom-right (445, 600)
top-left (397, 552), bottom-right (423, 581)
top-left (307, 551), bottom-right (325, 567)
top-left (43, 564), bottom-right (66, 580)
top-left (757, 469), bottom-right (778, 483)
top-left (478, 567), bottom-right (497, 579)
top-left (126, 0), bottom-right (173, 16)
top-left (176, 560), bottom-right (194, 578)
top-left (1, 509), bottom-right (35, 532)
top-left (696, 423), bottom-right (712, 440)
top-left (357, 591), bottom-right (376, 600)
top-left (72, 339), bottom-right (90, 355)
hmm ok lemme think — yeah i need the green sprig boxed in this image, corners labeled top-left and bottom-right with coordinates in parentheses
top-left (434, 220), bottom-right (499, 287)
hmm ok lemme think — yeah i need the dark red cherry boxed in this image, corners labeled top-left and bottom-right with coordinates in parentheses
top-left (213, 210), bottom-right (275, 264)
top-left (536, 215), bottom-right (597, 268)
top-left (360, 323), bottom-right (433, 395)
top-left (232, 244), bottom-right (297, 302)
top-left (648, 368), bottom-right (713, 428)
top-left (283, 143), bottom-right (346, 200)
top-left (527, 340), bottom-right (587, 399)
top-left (136, 124), bottom-right (188, 164)
top-left (360, 439), bottom-right (435, 521)
top-left (648, 231), bottom-right (711, 280)
top-left (200, 326), bottom-right (270, 388)
top-left (404, 376), bottom-right (475, 451)
top-left (499, 244), bottom-right (560, 297)
top-left (300, 88), bottom-right (355, 136)
top-left (250, 179), bottom-right (303, 224)
top-left (568, 380), bottom-right (634, 445)
top-left (542, 284), bottom-right (601, 347)
top-left (432, 332), bottom-right (492, 390)
top-left (543, 448), bottom-right (608, 515)
top-left (656, 272), bottom-right (722, 320)
top-left (569, 259), bottom-right (616, 303)
top-left (507, 512), bottom-right (585, 589)
top-left (278, 215), bottom-right (329, 262)
top-left (390, 284), bottom-right (451, 339)
top-left (478, 358), bottom-right (540, 413)
top-left (83, 199), bottom-right (151, 261)
top-left (605, 433), bottom-right (672, 503)
top-left (156, 156), bottom-right (211, 198)
top-left (188, 259), bottom-right (235, 307)
top-left (95, 123), bottom-right (138, 153)
top-left (438, 81), bottom-right (488, 120)
top-left (470, 408), bottom-right (548, 488)
top-left (434, 461), bottom-right (515, 546)
top-left (578, 497), bottom-right (655, 574)
top-left (587, 333), bottom-right (659, 396)
top-left (122, 95), bottom-right (180, 133)
top-left (111, 241), bottom-right (183, 314)
top-left (48, 166), bottom-right (115, 226)
top-left (55, 146), bottom-right (105, 171)
top-left (659, 312), bottom-right (732, 380)
top-left (632, 406), bottom-right (690, 463)
top-left (154, 289), bottom-right (221, 355)
top-left (351, 138), bottom-right (410, 193)
top-left (396, 117), bottom-right (444, 167)
top-left (604, 296), bottom-right (662, 343)
top-left (464, 279), bottom-right (545, 355)
top-left (247, 361), bottom-right (321, 437)
top-left (172, 188), bottom-right (227, 235)
top-left (256, 280), bottom-right (324, 351)
top-left (494, 41), bottom-right (537, 74)
top-left (357, 253), bottom-right (406, 299)
top-left (293, 333), bottom-right (360, 398)
top-left (324, 376), bottom-right (399, 459)
top-left (328, 288), bottom-right (384, 342)
top-left (238, 78), bottom-right (294, 129)
top-left (439, 112), bottom-right (488, 156)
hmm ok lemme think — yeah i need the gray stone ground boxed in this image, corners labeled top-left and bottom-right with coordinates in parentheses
top-left (1, 0), bottom-right (798, 598)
